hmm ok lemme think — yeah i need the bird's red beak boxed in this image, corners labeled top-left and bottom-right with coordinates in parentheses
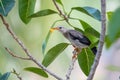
top-left (50, 27), bottom-right (59, 32)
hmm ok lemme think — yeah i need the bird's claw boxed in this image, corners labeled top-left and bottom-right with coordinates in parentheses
top-left (72, 54), bottom-right (77, 59)
top-left (72, 48), bottom-right (81, 59)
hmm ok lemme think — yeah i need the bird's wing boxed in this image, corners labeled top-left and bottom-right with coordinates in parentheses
top-left (67, 30), bottom-right (91, 46)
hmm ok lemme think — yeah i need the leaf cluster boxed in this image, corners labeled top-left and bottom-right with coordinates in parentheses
top-left (0, 0), bottom-right (120, 79)
top-left (0, 72), bottom-right (10, 80)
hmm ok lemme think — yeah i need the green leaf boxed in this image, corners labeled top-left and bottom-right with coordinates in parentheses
top-left (0, 0), bottom-right (15, 16)
top-left (74, 27), bottom-right (98, 43)
top-left (42, 40), bottom-right (47, 54)
top-left (105, 35), bottom-right (112, 48)
top-left (85, 28), bottom-right (100, 38)
top-left (24, 67), bottom-right (48, 78)
top-left (74, 27), bottom-right (84, 34)
top-left (106, 65), bottom-right (120, 72)
top-left (79, 20), bottom-right (100, 38)
top-left (79, 20), bottom-right (91, 30)
top-left (42, 31), bottom-right (52, 53)
top-left (78, 48), bottom-right (95, 76)
top-left (42, 19), bottom-right (64, 54)
top-left (0, 73), bottom-right (2, 76)
top-left (108, 8), bottom-right (120, 42)
top-left (42, 32), bottom-right (53, 54)
top-left (29, 9), bottom-right (58, 18)
top-left (72, 7), bottom-right (101, 21)
top-left (19, 0), bottom-right (36, 24)
top-left (0, 72), bottom-right (11, 80)
top-left (74, 23), bottom-right (99, 44)
top-left (84, 32), bottom-right (98, 45)
top-left (90, 40), bottom-right (99, 48)
top-left (107, 11), bottom-right (113, 21)
top-left (55, 0), bottom-right (63, 6)
top-left (42, 43), bottom-right (69, 67)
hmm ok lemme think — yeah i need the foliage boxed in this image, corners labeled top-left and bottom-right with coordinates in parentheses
top-left (78, 48), bottom-right (95, 76)
top-left (79, 20), bottom-right (100, 38)
top-left (24, 67), bottom-right (48, 78)
top-left (0, 0), bottom-right (15, 16)
top-left (0, 0), bottom-right (120, 79)
top-left (29, 9), bottom-right (58, 18)
top-left (27, 0), bottom-right (101, 77)
top-left (107, 8), bottom-right (120, 47)
top-left (18, 0), bottom-right (36, 24)
top-left (107, 11), bottom-right (113, 20)
top-left (71, 7), bottom-right (101, 21)
top-left (0, 72), bottom-right (11, 80)
top-left (42, 43), bottom-right (69, 67)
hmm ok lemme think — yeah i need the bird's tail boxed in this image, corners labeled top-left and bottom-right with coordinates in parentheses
top-left (91, 47), bottom-right (97, 55)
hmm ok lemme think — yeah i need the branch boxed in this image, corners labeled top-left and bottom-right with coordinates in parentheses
top-left (0, 15), bottom-right (63, 80)
top-left (66, 50), bottom-right (77, 80)
top-left (0, 15), bottom-right (32, 58)
top-left (87, 0), bottom-right (106, 80)
top-left (5, 47), bottom-right (30, 60)
top-left (52, 0), bottom-right (68, 21)
top-left (12, 69), bottom-right (22, 80)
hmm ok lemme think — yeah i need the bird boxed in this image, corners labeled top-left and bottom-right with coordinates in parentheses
top-left (50, 26), bottom-right (97, 58)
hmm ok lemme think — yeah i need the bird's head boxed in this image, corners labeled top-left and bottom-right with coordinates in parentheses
top-left (50, 26), bottom-right (68, 33)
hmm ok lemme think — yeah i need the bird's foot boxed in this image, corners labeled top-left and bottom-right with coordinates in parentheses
top-left (74, 48), bottom-right (80, 52)
top-left (72, 48), bottom-right (81, 59)
top-left (72, 54), bottom-right (77, 59)
top-left (72, 48), bottom-right (79, 59)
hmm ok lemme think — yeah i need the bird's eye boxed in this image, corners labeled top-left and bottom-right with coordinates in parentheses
top-left (59, 27), bottom-right (62, 29)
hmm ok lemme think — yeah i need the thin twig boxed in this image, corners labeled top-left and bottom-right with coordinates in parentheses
top-left (66, 50), bottom-right (77, 80)
top-left (5, 47), bottom-right (30, 60)
top-left (0, 15), bottom-right (30, 57)
top-left (87, 0), bottom-right (106, 80)
top-left (52, 0), bottom-right (68, 21)
top-left (0, 15), bottom-right (63, 80)
top-left (12, 69), bottom-right (22, 80)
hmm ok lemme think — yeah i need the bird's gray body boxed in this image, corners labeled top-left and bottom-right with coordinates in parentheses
top-left (64, 30), bottom-right (91, 48)
top-left (58, 27), bottom-right (91, 49)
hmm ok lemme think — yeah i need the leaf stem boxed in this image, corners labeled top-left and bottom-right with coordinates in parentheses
top-left (51, 19), bottom-right (65, 28)
top-left (69, 17), bottom-right (80, 21)
top-left (66, 21), bottom-right (76, 28)
top-left (68, 9), bottom-right (72, 18)
top-left (42, 19), bottom-right (64, 53)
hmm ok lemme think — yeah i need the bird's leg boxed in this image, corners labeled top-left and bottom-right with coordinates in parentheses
top-left (72, 45), bottom-right (76, 58)
top-left (72, 47), bottom-right (81, 59)
top-left (72, 52), bottom-right (77, 59)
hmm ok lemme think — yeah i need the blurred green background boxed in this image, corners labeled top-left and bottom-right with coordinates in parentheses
top-left (0, 0), bottom-right (120, 80)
